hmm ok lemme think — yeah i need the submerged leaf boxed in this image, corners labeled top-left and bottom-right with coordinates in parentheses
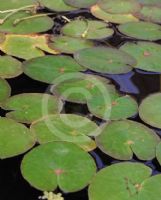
top-left (21, 142), bottom-right (96, 192)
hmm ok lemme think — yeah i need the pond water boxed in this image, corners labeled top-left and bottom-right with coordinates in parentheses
top-left (1, 5), bottom-right (161, 200)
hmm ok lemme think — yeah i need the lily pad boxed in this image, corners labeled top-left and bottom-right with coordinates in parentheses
top-left (0, 0), bottom-right (37, 11)
top-left (23, 55), bottom-right (84, 84)
top-left (39, 0), bottom-right (76, 12)
top-left (91, 5), bottom-right (139, 24)
top-left (0, 78), bottom-right (11, 103)
top-left (30, 114), bottom-right (100, 151)
top-left (52, 73), bottom-right (116, 104)
top-left (156, 142), bottom-right (161, 165)
top-left (89, 162), bottom-right (161, 200)
top-left (74, 47), bottom-right (136, 74)
top-left (2, 93), bottom-right (63, 124)
top-left (118, 21), bottom-right (161, 40)
top-left (96, 120), bottom-right (160, 160)
top-left (21, 142), bottom-right (96, 192)
top-left (0, 117), bottom-right (35, 159)
top-left (98, 0), bottom-right (141, 14)
top-left (0, 11), bottom-right (54, 34)
top-left (61, 19), bottom-right (114, 40)
top-left (120, 41), bottom-right (161, 72)
top-left (0, 55), bottom-right (22, 78)
top-left (134, 6), bottom-right (161, 24)
top-left (63, 0), bottom-right (98, 8)
top-left (139, 93), bottom-right (161, 129)
top-left (0, 34), bottom-right (59, 60)
top-left (138, 0), bottom-right (161, 6)
top-left (49, 36), bottom-right (94, 54)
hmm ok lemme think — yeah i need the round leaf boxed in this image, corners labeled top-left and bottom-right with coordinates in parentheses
top-left (21, 142), bottom-right (97, 192)
top-left (62, 19), bottom-right (114, 40)
top-left (0, 78), bottom-right (11, 103)
top-left (0, 55), bottom-right (22, 78)
top-left (120, 41), bottom-right (161, 72)
top-left (23, 55), bottom-right (84, 84)
top-left (96, 120), bottom-right (160, 160)
top-left (139, 93), bottom-right (161, 129)
top-left (91, 5), bottom-right (139, 24)
top-left (31, 114), bottom-right (99, 151)
top-left (98, 0), bottom-right (141, 14)
top-left (2, 93), bottom-right (63, 124)
top-left (63, 0), bottom-right (98, 8)
top-left (49, 36), bottom-right (94, 54)
top-left (0, 117), bottom-right (35, 159)
top-left (74, 47), bottom-right (136, 74)
top-left (118, 21), bottom-right (161, 40)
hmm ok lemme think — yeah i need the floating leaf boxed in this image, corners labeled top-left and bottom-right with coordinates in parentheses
top-left (138, 0), bottom-right (161, 6)
top-left (21, 142), bottom-right (96, 192)
top-left (61, 19), bottom-right (114, 40)
top-left (52, 73), bottom-right (116, 104)
top-left (0, 78), bottom-right (11, 103)
top-left (0, 12), bottom-right (54, 34)
top-left (98, 0), bottom-right (141, 14)
top-left (31, 114), bottom-right (99, 151)
top-left (0, 0), bottom-right (37, 10)
top-left (49, 36), bottom-right (94, 54)
top-left (156, 142), bottom-right (161, 165)
top-left (39, 0), bottom-right (76, 11)
top-left (134, 6), bottom-right (161, 24)
top-left (139, 93), bottom-right (161, 129)
top-left (118, 21), bottom-right (161, 40)
top-left (91, 5), bottom-right (139, 24)
top-left (63, 0), bottom-right (98, 8)
top-left (120, 41), bottom-right (161, 72)
top-left (96, 120), bottom-right (160, 160)
top-left (2, 93), bottom-right (63, 124)
top-left (74, 47), bottom-right (136, 74)
top-left (23, 55), bottom-right (84, 84)
top-left (89, 162), bottom-right (161, 200)
top-left (0, 34), bottom-right (59, 60)
top-left (0, 117), bottom-right (35, 159)
top-left (0, 55), bottom-right (22, 78)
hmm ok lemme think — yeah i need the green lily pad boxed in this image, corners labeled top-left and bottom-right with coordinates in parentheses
top-left (120, 41), bottom-right (161, 72)
top-left (134, 6), bottom-right (161, 24)
top-left (23, 55), bottom-right (84, 84)
top-left (0, 78), bottom-right (11, 103)
top-left (49, 36), bottom-right (94, 54)
top-left (91, 5), bottom-right (139, 24)
top-left (156, 142), bottom-right (161, 165)
top-left (118, 21), bottom-right (161, 40)
top-left (96, 120), bottom-right (160, 160)
top-left (0, 117), bottom-right (35, 159)
top-left (0, 0), bottom-right (37, 11)
top-left (0, 55), bottom-right (22, 78)
top-left (88, 94), bottom-right (138, 120)
top-left (74, 47), bottom-right (136, 74)
top-left (0, 34), bottom-right (59, 60)
top-left (52, 73), bottom-right (116, 104)
top-left (63, 0), bottom-right (98, 8)
top-left (139, 93), bottom-right (161, 129)
top-left (89, 162), bottom-right (161, 200)
top-left (2, 93), bottom-right (63, 124)
top-left (61, 19), bottom-right (114, 40)
top-left (30, 114), bottom-right (100, 151)
top-left (98, 0), bottom-right (141, 14)
top-left (138, 0), bottom-right (161, 6)
top-left (0, 11), bottom-right (54, 34)
top-left (39, 0), bottom-right (76, 12)
top-left (21, 142), bottom-right (96, 192)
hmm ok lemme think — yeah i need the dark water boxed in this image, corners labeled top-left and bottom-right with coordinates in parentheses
top-left (1, 9), bottom-right (161, 200)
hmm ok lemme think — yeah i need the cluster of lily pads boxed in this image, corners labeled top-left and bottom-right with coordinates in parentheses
top-left (1, 0), bottom-right (161, 200)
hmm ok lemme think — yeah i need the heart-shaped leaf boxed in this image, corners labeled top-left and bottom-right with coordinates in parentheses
top-left (96, 120), bottom-right (160, 160)
top-left (139, 93), bottom-right (161, 129)
top-left (2, 93), bottom-right (63, 124)
top-left (0, 117), bottom-right (35, 159)
top-left (21, 142), bottom-right (96, 192)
